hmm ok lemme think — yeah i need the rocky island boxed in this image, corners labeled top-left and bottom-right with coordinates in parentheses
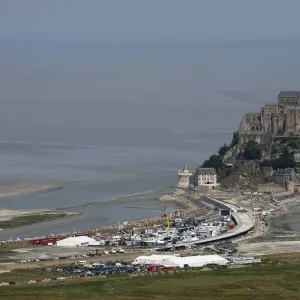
top-left (198, 91), bottom-right (300, 192)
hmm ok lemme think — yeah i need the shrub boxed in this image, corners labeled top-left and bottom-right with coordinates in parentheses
top-left (230, 131), bottom-right (239, 148)
top-left (218, 144), bottom-right (229, 156)
top-left (260, 147), bottom-right (296, 168)
top-left (243, 141), bottom-right (262, 160)
top-left (202, 154), bottom-right (222, 169)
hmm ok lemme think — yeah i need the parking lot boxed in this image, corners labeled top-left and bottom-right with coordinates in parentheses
top-left (0, 263), bottom-right (142, 286)
top-left (0, 250), bottom-right (144, 271)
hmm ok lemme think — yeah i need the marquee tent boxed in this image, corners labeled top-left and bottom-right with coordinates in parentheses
top-left (133, 254), bottom-right (228, 268)
top-left (56, 236), bottom-right (96, 247)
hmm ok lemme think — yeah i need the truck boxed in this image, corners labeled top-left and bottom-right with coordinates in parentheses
top-left (87, 249), bottom-right (104, 257)
top-left (228, 247), bottom-right (238, 255)
top-left (147, 265), bottom-right (177, 272)
top-left (228, 223), bottom-right (235, 229)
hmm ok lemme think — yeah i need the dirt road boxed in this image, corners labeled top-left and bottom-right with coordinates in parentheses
top-left (0, 251), bottom-right (145, 271)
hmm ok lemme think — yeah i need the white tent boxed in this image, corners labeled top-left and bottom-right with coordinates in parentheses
top-left (56, 236), bottom-right (96, 247)
top-left (133, 255), bottom-right (179, 265)
top-left (134, 254), bottom-right (228, 268)
top-left (162, 255), bottom-right (228, 268)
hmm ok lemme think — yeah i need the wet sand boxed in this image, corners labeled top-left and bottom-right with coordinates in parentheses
top-left (0, 186), bottom-right (181, 240)
top-left (231, 196), bottom-right (300, 250)
top-left (270, 199), bottom-right (300, 233)
top-left (160, 192), bottom-right (199, 212)
top-left (0, 181), bottom-right (68, 202)
top-left (239, 241), bottom-right (300, 256)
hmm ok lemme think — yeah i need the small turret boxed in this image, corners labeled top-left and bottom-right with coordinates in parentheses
top-left (177, 165), bottom-right (193, 189)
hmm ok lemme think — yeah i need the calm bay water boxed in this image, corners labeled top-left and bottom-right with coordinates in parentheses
top-left (1, 40), bottom-right (300, 238)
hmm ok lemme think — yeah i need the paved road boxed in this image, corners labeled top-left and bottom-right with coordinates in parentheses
top-left (155, 196), bottom-right (255, 251)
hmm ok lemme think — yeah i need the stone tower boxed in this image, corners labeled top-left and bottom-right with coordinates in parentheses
top-left (177, 165), bottom-right (193, 189)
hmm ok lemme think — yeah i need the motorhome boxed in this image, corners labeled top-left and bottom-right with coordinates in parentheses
top-left (110, 248), bottom-right (117, 254)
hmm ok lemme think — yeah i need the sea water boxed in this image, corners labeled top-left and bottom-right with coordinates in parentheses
top-left (1, 40), bottom-right (300, 238)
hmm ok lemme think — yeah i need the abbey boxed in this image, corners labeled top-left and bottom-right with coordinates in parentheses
top-left (239, 91), bottom-right (300, 141)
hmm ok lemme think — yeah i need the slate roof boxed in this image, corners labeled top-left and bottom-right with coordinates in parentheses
top-left (263, 104), bottom-right (277, 108)
top-left (197, 168), bottom-right (216, 175)
top-left (278, 91), bottom-right (300, 98)
top-left (275, 168), bottom-right (294, 176)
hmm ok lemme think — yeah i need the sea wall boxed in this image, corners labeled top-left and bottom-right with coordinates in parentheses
top-left (261, 167), bottom-right (274, 179)
top-left (257, 183), bottom-right (286, 193)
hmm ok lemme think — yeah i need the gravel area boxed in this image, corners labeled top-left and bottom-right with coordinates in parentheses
top-left (238, 241), bottom-right (300, 256)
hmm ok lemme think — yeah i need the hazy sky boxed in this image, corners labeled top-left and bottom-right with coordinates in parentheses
top-left (1, 0), bottom-right (300, 42)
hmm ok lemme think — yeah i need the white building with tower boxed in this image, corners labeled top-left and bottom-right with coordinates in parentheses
top-left (177, 165), bottom-right (193, 189)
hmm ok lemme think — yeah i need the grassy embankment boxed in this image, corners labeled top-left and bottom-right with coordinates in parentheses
top-left (1, 253), bottom-right (300, 299)
top-left (0, 242), bottom-right (41, 263)
top-left (0, 213), bottom-right (69, 229)
top-left (0, 269), bottom-right (69, 283)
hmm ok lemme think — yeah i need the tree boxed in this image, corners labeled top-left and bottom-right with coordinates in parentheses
top-left (243, 141), bottom-right (262, 160)
top-left (288, 140), bottom-right (300, 149)
top-left (271, 146), bottom-right (279, 154)
top-left (230, 131), bottom-right (239, 148)
top-left (260, 147), bottom-right (296, 168)
top-left (218, 165), bottom-right (234, 179)
top-left (282, 147), bottom-right (290, 158)
top-left (202, 154), bottom-right (222, 169)
top-left (236, 152), bottom-right (245, 160)
top-left (276, 148), bottom-right (296, 168)
top-left (218, 144), bottom-right (229, 156)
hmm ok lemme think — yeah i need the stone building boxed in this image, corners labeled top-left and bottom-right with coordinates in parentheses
top-left (294, 150), bottom-right (300, 163)
top-left (194, 167), bottom-right (219, 190)
top-left (275, 168), bottom-right (295, 186)
top-left (239, 91), bottom-right (300, 141)
top-left (285, 180), bottom-right (295, 192)
top-left (177, 165), bottom-right (193, 189)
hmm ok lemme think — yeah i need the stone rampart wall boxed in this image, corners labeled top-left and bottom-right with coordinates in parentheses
top-left (257, 183), bottom-right (286, 193)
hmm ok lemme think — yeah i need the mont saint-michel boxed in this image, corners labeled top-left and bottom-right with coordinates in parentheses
top-left (186, 91), bottom-right (300, 193)
top-left (239, 91), bottom-right (300, 143)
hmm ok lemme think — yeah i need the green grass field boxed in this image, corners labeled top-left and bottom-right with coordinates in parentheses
top-left (0, 268), bottom-right (69, 283)
top-left (0, 213), bottom-right (68, 229)
top-left (1, 253), bottom-right (300, 300)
